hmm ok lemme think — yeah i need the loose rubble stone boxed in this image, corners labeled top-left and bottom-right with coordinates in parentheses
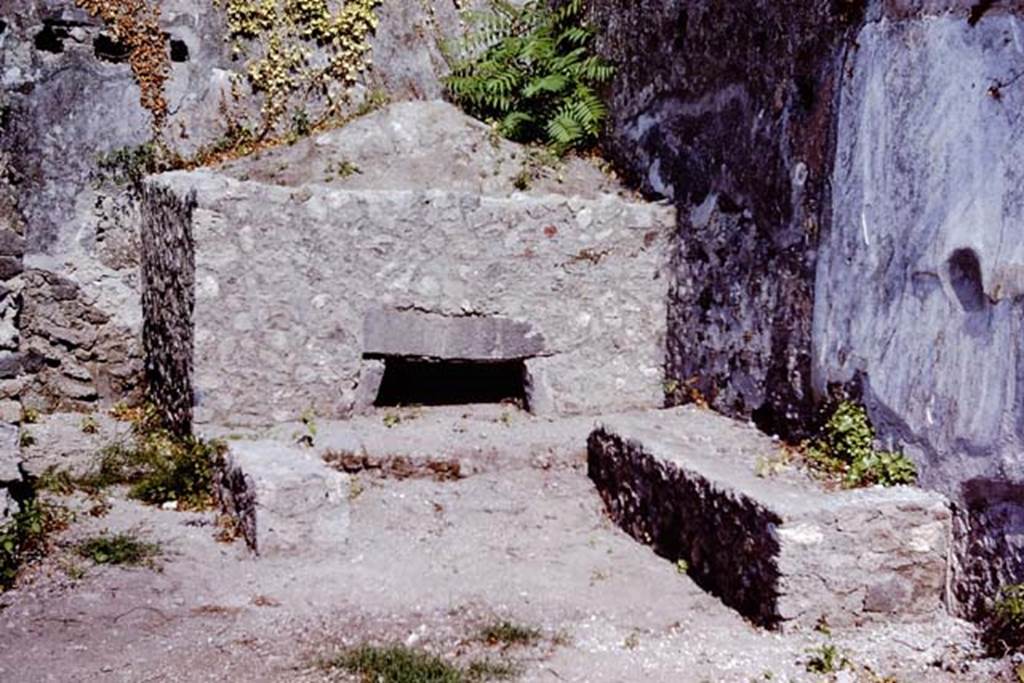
top-left (587, 407), bottom-right (951, 629)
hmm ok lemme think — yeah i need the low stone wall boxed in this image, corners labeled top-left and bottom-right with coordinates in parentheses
top-left (588, 408), bottom-right (951, 629)
top-left (215, 440), bottom-right (350, 556)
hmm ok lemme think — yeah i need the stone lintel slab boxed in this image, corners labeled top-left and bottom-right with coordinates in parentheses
top-left (587, 407), bottom-right (951, 630)
top-left (363, 308), bottom-right (545, 361)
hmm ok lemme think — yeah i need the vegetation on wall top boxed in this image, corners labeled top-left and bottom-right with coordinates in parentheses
top-left (445, 0), bottom-right (614, 154)
top-left (75, 0), bottom-right (170, 128)
top-left (219, 0), bottom-right (381, 136)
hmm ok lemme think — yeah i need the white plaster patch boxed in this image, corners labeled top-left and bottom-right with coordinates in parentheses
top-left (777, 523), bottom-right (824, 546)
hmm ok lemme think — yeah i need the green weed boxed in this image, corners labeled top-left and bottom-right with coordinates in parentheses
top-left (804, 642), bottom-right (849, 674)
top-left (322, 644), bottom-right (515, 682)
top-left (984, 583), bottom-right (1024, 656)
top-left (479, 620), bottom-right (541, 647)
top-left (805, 401), bottom-right (917, 488)
top-left (0, 499), bottom-right (68, 590)
top-left (76, 532), bottom-right (160, 567)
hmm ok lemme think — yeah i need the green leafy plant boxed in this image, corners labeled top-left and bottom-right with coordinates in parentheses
top-left (79, 404), bottom-right (227, 510)
top-left (76, 532), bottom-right (161, 567)
top-left (0, 499), bottom-right (67, 590)
top-left (80, 415), bottom-right (100, 435)
top-left (479, 621), bottom-right (541, 647)
top-left (804, 642), bottom-right (849, 674)
top-left (445, 0), bottom-right (614, 153)
top-left (805, 401), bottom-right (917, 488)
top-left (219, 0), bottom-right (380, 135)
top-left (984, 583), bottom-right (1024, 656)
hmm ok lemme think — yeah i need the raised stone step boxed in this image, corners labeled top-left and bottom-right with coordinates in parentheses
top-left (216, 440), bottom-right (350, 556)
top-left (587, 407), bottom-right (951, 630)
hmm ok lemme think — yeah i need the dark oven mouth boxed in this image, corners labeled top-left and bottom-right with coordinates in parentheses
top-left (371, 357), bottom-right (527, 407)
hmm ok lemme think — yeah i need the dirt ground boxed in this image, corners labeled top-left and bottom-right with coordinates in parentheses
top-left (0, 406), bottom-right (1014, 682)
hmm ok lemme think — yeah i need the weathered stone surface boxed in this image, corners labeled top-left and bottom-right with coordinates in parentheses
top-left (215, 100), bottom-right (628, 199)
top-left (0, 486), bottom-right (15, 523)
top-left (588, 407), bottom-right (950, 629)
top-left (363, 309), bottom-right (545, 361)
top-left (0, 421), bottom-right (19, 482)
top-left (1, 1), bottom-right (477, 410)
top-left (216, 440), bottom-right (350, 557)
top-left (140, 184), bottom-right (195, 436)
top-left (815, 13), bottom-right (1024, 615)
top-left (588, 0), bottom-right (864, 437)
top-left (18, 411), bottom-right (123, 479)
top-left (18, 268), bottom-right (142, 411)
top-left (146, 102), bottom-right (673, 425)
top-left (352, 360), bottom-right (386, 415)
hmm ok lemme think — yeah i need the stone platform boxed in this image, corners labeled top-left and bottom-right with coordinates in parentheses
top-left (587, 407), bottom-right (952, 630)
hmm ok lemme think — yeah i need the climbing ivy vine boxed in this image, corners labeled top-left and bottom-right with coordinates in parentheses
top-left (75, 0), bottom-right (170, 128)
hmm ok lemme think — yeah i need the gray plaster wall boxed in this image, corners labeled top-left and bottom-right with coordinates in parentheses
top-left (816, 12), bottom-right (1024, 616)
top-left (149, 164), bottom-right (673, 425)
top-left (586, 0), bottom-right (863, 437)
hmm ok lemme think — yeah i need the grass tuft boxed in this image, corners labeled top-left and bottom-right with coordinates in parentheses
top-left (322, 644), bottom-right (516, 682)
top-left (479, 621), bottom-right (541, 647)
top-left (75, 532), bottom-right (160, 567)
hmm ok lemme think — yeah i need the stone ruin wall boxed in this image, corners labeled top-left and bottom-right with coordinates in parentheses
top-left (3, 0), bottom-right (1024, 614)
top-left (145, 169), bottom-right (673, 426)
top-left (0, 0), bottom-right (485, 517)
top-left (588, 0), bottom-right (1024, 615)
top-left (0, 0), bottom-right (478, 417)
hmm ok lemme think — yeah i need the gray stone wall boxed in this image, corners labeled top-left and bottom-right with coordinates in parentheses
top-left (148, 160), bottom-right (673, 425)
top-left (0, 0), bottom-right (475, 414)
top-left (587, 0), bottom-right (864, 437)
top-left (816, 7), bottom-right (1024, 618)
top-left (590, 0), bottom-right (1024, 612)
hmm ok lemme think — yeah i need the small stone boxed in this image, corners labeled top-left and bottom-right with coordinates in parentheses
top-left (0, 400), bottom-right (19, 424)
top-left (161, 501), bottom-right (179, 511)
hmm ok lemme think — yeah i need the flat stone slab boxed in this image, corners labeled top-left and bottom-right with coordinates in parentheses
top-left (363, 308), bottom-right (545, 361)
top-left (216, 440), bottom-right (350, 557)
top-left (587, 406), bottom-right (951, 630)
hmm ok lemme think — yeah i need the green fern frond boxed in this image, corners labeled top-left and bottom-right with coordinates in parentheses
top-left (444, 0), bottom-right (613, 154)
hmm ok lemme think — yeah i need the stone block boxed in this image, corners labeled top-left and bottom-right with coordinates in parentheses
top-left (0, 487), bottom-right (16, 524)
top-left (363, 309), bottom-right (545, 361)
top-left (353, 359), bottom-right (385, 414)
top-left (587, 407), bottom-right (951, 630)
top-left (216, 440), bottom-right (350, 557)
top-left (0, 422), bottom-right (20, 482)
